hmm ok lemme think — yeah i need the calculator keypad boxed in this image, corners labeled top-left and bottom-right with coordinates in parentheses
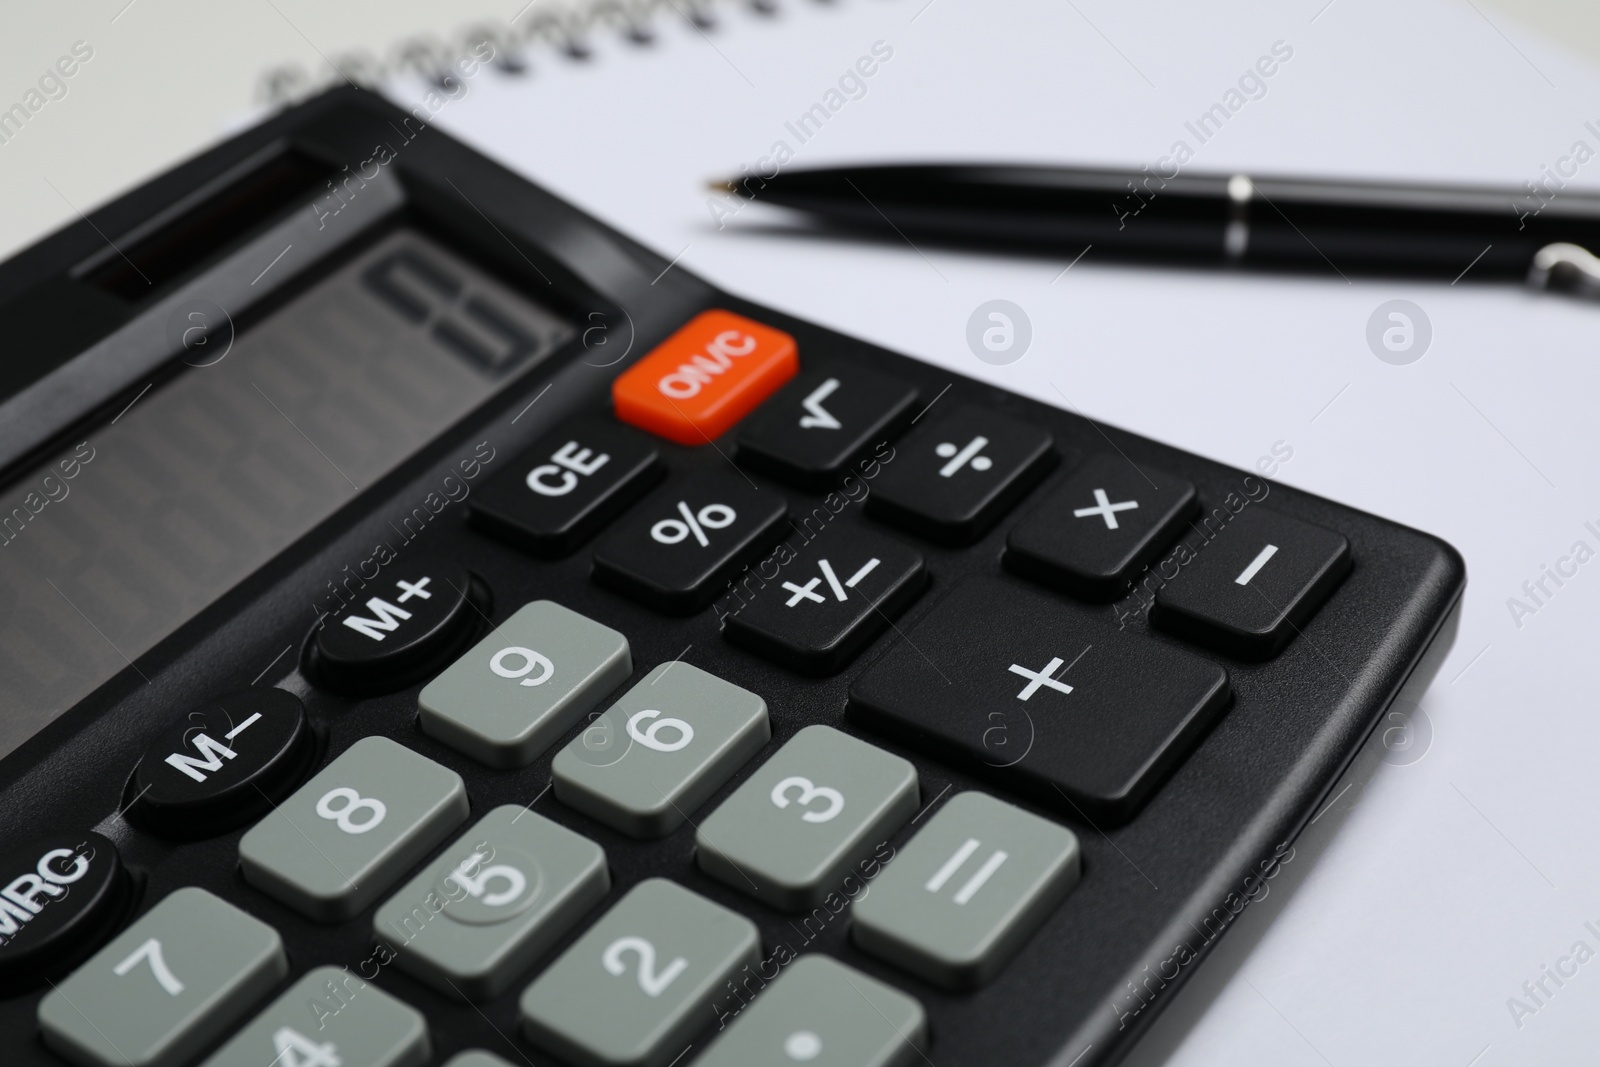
top-left (695, 725), bottom-right (919, 911)
top-left (695, 954), bottom-right (927, 1067)
top-left (519, 877), bottom-right (760, 1067)
top-left (238, 736), bottom-right (469, 921)
top-left (419, 600), bottom-right (632, 768)
top-left (1005, 454), bottom-right (1198, 601)
top-left (470, 418), bottom-right (663, 557)
top-left (866, 403), bottom-right (1055, 545)
top-left (736, 363), bottom-right (919, 490)
top-left (199, 965), bottom-right (429, 1067)
top-left (552, 662), bottom-right (770, 838)
top-left (723, 525), bottom-right (928, 675)
top-left (37, 887), bottom-right (287, 1067)
top-left (375, 805), bottom-right (609, 1000)
top-left (0, 832), bottom-right (123, 991)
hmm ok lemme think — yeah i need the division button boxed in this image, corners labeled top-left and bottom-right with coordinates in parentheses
top-left (848, 577), bottom-right (1231, 823)
top-left (375, 805), bottom-right (609, 1001)
top-left (130, 687), bottom-right (315, 839)
top-left (0, 831), bottom-right (125, 992)
top-left (695, 954), bottom-right (927, 1067)
top-left (613, 309), bottom-right (799, 445)
top-left (238, 736), bottom-right (469, 921)
top-left (853, 791), bottom-right (1080, 989)
top-left (306, 557), bottom-right (487, 695)
top-left (736, 363), bottom-right (918, 490)
top-left (520, 878), bottom-right (760, 1067)
top-left (198, 964), bottom-right (429, 1067)
top-left (1151, 506), bottom-right (1352, 659)
top-left (37, 886), bottom-right (287, 1067)
top-left (695, 725), bottom-right (918, 911)
top-left (420, 600), bottom-right (632, 768)
top-left (470, 418), bottom-right (663, 556)
top-left (866, 404), bottom-right (1055, 545)
top-left (1005, 454), bottom-right (1197, 601)
top-left (723, 525), bottom-right (927, 675)
top-left (592, 470), bottom-right (788, 614)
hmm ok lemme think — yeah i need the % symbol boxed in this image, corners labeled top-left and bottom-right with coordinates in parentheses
top-left (936, 436), bottom-right (993, 477)
top-left (651, 500), bottom-right (738, 546)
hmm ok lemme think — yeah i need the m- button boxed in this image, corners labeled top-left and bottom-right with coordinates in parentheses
top-left (613, 309), bottom-right (798, 445)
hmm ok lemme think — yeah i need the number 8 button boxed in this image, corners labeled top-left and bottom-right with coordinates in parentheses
top-left (696, 725), bottom-right (919, 910)
top-left (239, 736), bottom-right (469, 921)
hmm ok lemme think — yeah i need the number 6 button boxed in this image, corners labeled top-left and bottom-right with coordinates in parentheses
top-left (38, 887), bottom-right (286, 1067)
top-left (695, 725), bottom-right (918, 910)
top-left (239, 736), bottom-right (469, 921)
top-left (520, 878), bottom-right (759, 1067)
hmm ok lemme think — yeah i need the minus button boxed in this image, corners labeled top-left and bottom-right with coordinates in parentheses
top-left (1234, 544), bottom-right (1279, 586)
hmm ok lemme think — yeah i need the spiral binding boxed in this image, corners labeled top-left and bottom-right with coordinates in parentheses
top-left (254, 0), bottom-right (797, 108)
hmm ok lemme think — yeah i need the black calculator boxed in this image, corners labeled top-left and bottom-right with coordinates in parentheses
top-left (0, 89), bottom-right (1464, 1067)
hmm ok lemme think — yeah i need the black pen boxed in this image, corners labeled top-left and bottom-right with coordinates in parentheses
top-left (713, 163), bottom-right (1600, 297)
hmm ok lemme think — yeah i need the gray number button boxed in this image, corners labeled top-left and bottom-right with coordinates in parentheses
top-left (520, 877), bottom-right (759, 1067)
top-left (199, 965), bottom-right (428, 1067)
top-left (420, 600), bottom-right (632, 767)
top-left (375, 804), bottom-right (609, 999)
top-left (553, 661), bottom-right (770, 837)
top-left (239, 736), bottom-right (469, 921)
top-left (853, 791), bottom-right (1081, 989)
top-left (696, 954), bottom-right (927, 1067)
top-left (696, 725), bottom-right (917, 910)
top-left (442, 1053), bottom-right (518, 1067)
top-left (38, 887), bottom-right (286, 1067)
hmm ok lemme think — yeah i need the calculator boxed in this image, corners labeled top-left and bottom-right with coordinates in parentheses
top-left (0, 89), bottom-right (1464, 1067)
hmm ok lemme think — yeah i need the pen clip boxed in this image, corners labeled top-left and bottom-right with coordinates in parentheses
top-left (1528, 242), bottom-right (1600, 301)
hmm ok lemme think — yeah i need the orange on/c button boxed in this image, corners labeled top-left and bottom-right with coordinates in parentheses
top-left (612, 309), bottom-right (798, 445)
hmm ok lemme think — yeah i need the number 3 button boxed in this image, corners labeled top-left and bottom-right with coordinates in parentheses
top-left (239, 737), bottom-right (469, 921)
top-left (696, 725), bottom-right (919, 910)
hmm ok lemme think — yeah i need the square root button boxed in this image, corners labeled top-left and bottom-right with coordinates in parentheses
top-left (420, 600), bottom-right (632, 768)
top-left (853, 791), bottom-right (1080, 990)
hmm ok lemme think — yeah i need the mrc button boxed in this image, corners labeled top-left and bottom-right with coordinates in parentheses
top-left (307, 557), bottom-right (488, 694)
top-left (0, 832), bottom-right (125, 992)
top-left (613, 309), bottom-right (798, 445)
top-left (130, 688), bottom-right (316, 839)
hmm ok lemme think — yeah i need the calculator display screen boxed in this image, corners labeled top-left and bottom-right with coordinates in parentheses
top-left (0, 229), bottom-right (573, 758)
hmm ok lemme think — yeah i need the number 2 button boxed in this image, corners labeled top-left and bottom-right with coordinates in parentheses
top-left (239, 736), bottom-right (469, 921)
top-left (696, 725), bottom-right (919, 910)
top-left (521, 878), bottom-right (758, 1067)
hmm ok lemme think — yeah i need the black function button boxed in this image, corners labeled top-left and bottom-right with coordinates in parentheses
top-left (470, 418), bottom-right (663, 556)
top-left (1005, 455), bottom-right (1197, 601)
top-left (593, 470), bottom-right (788, 614)
top-left (849, 577), bottom-right (1231, 824)
top-left (866, 404), bottom-right (1055, 545)
top-left (130, 687), bottom-right (316, 839)
top-left (307, 557), bottom-right (487, 693)
top-left (723, 525), bottom-right (927, 674)
top-left (736, 364), bottom-right (918, 489)
top-left (1152, 506), bottom-right (1352, 660)
top-left (0, 832), bottom-right (125, 992)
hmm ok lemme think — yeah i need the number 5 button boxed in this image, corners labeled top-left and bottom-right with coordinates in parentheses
top-left (38, 887), bottom-right (286, 1067)
top-left (521, 878), bottom-right (759, 1067)
top-left (239, 736), bottom-right (469, 921)
top-left (696, 725), bottom-right (918, 910)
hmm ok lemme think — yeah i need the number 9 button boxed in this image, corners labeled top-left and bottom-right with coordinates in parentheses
top-left (239, 736), bottom-right (469, 921)
top-left (695, 725), bottom-right (918, 910)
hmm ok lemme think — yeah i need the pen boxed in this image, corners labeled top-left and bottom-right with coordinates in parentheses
top-left (713, 163), bottom-right (1600, 298)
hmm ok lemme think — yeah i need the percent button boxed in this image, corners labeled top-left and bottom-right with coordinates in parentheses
top-left (594, 471), bottom-right (788, 614)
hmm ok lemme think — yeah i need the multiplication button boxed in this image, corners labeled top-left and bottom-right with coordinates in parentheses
top-left (553, 661), bottom-right (770, 838)
top-left (696, 954), bottom-right (927, 1067)
top-left (239, 736), bottom-right (468, 921)
top-left (420, 600), bottom-right (632, 768)
top-left (853, 792), bottom-right (1080, 989)
top-left (375, 805), bottom-right (609, 1000)
top-left (695, 725), bottom-right (918, 911)
top-left (520, 878), bottom-right (760, 1067)
top-left (199, 966), bottom-right (428, 1067)
top-left (38, 887), bottom-right (286, 1067)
